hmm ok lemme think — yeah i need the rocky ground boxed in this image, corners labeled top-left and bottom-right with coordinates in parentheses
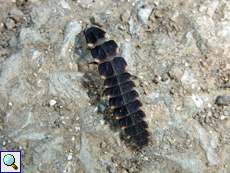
top-left (0, 0), bottom-right (230, 172)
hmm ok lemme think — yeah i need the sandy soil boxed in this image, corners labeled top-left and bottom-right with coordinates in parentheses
top-left (0, 0), bottom-right (230, 172)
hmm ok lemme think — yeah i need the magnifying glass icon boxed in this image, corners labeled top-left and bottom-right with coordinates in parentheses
top-left (3, 154), bottom-right (18, 170)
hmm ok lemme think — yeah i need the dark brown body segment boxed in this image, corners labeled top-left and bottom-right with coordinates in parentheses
top-left (91, 40), bottom-right (118, 62)
top-left (98, 57), bottom-right (127, 79)
top-left (84, 27), bottom-right (150, 147)
top-left (104, 72), bottom-right (132, 88)
top-left (84, 27), bottom-right (106, 45)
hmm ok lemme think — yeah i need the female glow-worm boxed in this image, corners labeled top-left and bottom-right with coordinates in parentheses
top-left (84, 27), bottom-right (150, 147)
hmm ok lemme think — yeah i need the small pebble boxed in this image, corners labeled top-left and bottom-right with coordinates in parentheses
top-left (205, 54), bottom-right (211, 59)
top-left (207, 111), bottom-right (212, 117)
top-left (118, 24), bottom-right (126, 31)
top-left (153, 75), bottom-right (161, 84)
top-left (49, 100), bottom-right (57, 106)
top-left (155, 10), bottom-right (163, 18)
top-left (67, 153), bottom-right (73, 161)
top-left (223, 81), bottom-right (230, 88)
top-left (93, 106), bottom-right (98, 113)
top-left (216, 95), bottom-right (230, 106)
top-left (100, 141), bottom-right (106, 148)
top-left (39, 122), bottom-right (43, 127)
top-left (220, 115), bottom-right (227, 120)
top-left (120, 10), bottom-right (130, 22)
top-left (2, 141), bottom-right (6, 146)
top-left (176, 106), bottom-right (181, 111)
top-left (168, 66), bottom-right (183, 82)
top-left (200, 61), bottom-right (208, 68)
top-left (223, 63), bottom-right (230, 71)
top-left (5, 18), bottom-right (16, 30)
top-left (76, 116), bottom-right (80, 121)
top-left (143, 156), bottom-right (149, 161)
top-left (90, 14), bottom-right (105, 27)
top-left (75, 126), bottom-right (80, 132)
top-left (138, 8), bottom-right (152, 23)
top-left (100, 119), bottom-right (105, 125)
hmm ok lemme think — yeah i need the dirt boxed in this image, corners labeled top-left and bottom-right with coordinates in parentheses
top-left (0, 0), bottom-right (230, 173)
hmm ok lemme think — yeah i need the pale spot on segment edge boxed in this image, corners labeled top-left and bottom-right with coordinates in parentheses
top-left (104, 33), bottom-right (109, 38)
top-left (95, 59), bottom-right (100, 63)
top-left (107, 95), bottom-right (112, 98)
top-left (87, 43), bottom-right (94, 47)
top-left (125, 65), bottom-right (128, 71)
top-left (115, 47), bottom-right (119, 54)
top-left (100, 75), bottom-right (106, 79)
top-left (111, 105), bottom-right (115, 109)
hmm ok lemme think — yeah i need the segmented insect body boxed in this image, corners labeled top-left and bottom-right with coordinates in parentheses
top-left (84, 27), bottom-right (150, 147)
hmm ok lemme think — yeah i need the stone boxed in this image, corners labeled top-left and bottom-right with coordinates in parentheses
top-left (60, 20), bottom-right (82, 58)
top-left (216, 95), bottom-right (230, 106)
top-left (49, 100), bottom-right (57, 106)
top-left (168, 66), bottom-right (183, 82)
top-left (120, 10), bottom-right (130, 22)
top-left (5, 18), bottom-right (16, 30)
top-left (181, 70), bottom-right (197, 84)
top-left (138, 7), bottom-right (152, 24)
top-left (100, 141), bottom-right (106, 148)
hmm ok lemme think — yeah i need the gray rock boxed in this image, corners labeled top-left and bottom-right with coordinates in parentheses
top-left (5, 18), bottom-right (16, 30)
top-left (216, 95), bottom-right (230, 106)
top-left (181, 70), bottom-right (197, 84)
top-left (138, 8), bottom-right (152, 23)
top-left (153, 75), bottom-right (161, 84)
top-left (169, 66), bottom-right (183, 82)
top-left (90, 13), bottom-right (106, 27)
top-left (8, 8), bottom-right (24, 22)
top-left (16, 0), bottom-right (26, 6)
top-left (0, 4), bottom-right (10, 22)
top-left (100, 141), bottom-right (106, 148)
top-left (223, 81), bottom-right (230, 88)
top-left (48, 72), bottom-right (89, 107)
top-left (195, 125), bottom-right (220, 166)
top-left (60, 20), bottom-right (82, 58)
top-left (120, 10), bottom-right (130, 22)
top-left (155, 10), bottom-right (163, 18)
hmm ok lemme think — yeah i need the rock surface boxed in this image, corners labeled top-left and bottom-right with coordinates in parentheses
top-left (0, 0), bottom-right (230, 172)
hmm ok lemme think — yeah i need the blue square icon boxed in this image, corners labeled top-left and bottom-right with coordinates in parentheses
top-left (0, 151), bottom-right (21, 173)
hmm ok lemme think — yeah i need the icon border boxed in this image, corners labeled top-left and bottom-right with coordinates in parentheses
top-left (0, 151), bottom-right (21, 173)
